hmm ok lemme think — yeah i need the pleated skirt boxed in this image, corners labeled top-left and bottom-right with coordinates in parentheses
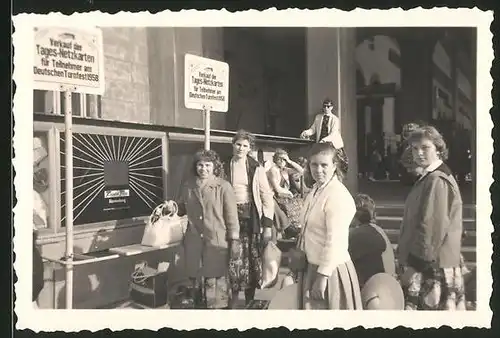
top-left (302, 261), bottom-right (363, 310)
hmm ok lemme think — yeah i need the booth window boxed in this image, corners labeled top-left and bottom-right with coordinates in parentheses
top-left (33, 89), bottom-right (102, 118)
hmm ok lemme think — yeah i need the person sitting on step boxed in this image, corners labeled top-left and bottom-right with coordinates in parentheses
top-left (348, 193), bottom-right (396, 288)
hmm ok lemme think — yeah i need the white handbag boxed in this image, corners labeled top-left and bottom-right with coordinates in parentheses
top-left (260, 241), bottom-right (282, 289)
top-left (141, 201), bottom-right (187, 247)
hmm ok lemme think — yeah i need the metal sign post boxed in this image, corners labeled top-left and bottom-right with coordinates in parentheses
top-left (336, 28), bottom-right (342, 131)
top-left (33, 26), bottom-right (105, 309)
top-left (63, 89), bottom-right (74, 309)
top-left (203, 106), bottom-right (211, 150)
top-left (184, 54), bottom-right (229, 150)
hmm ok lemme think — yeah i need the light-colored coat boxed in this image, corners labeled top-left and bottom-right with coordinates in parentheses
top-left (252, 165), bottom-right (275, 225)
top-left (300, 175), bottom-right (356, 276)
top-left (303, 113), bottom-right (342, 145)
top-left (180, 177), bottom-right (239, 278)
top-left (397, 164), bottom-right (463, 269)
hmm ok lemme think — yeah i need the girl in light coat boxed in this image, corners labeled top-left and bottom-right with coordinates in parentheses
top-left (174, 149), bottom-right (240, 309)
top-left (398, 126), bottom-right (465, 311)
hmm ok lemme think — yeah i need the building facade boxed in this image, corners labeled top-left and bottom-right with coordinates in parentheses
top-left (355, 28), bottom-right (476, 179)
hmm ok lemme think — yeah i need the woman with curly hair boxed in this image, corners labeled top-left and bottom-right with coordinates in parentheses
top-left (398, 122), bottom-right (424, 184)
top-left (169, 149), bottom-right (240, 309)
top-left (398, 125), bottom-right (465, 310)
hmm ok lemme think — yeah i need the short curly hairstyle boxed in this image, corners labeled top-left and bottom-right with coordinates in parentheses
top-left (272, 148), bottom-right (288, 164)
top-left (407, 125), bottom-right (449, 161)
top-left (191, 149), bottom-right (224, 178)
top-left (232, 129), bottom-right (256, 149)
top-left (354, 193), bottom-right (377, 224)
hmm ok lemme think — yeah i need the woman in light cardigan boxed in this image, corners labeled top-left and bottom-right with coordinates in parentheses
top-left (298, 142), bottom-right (362, 309)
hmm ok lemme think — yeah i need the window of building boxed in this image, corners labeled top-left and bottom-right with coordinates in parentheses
top-left (367, 37), bottom-right (375, 51)
top-left (437, 88), bottom-right (451, 108)
top-left (388, 48), bottom-right (401, 67)
top-left (33, 90), bottom-right (102, 118)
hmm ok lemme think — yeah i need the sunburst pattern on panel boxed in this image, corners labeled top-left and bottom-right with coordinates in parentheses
top-left (60, 132), bottom-right (164, 226)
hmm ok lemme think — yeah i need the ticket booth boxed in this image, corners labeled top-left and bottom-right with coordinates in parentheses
top-left (33, 113), bottom-right (312, 309)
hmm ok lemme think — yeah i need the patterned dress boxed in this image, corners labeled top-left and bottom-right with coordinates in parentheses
top-left (228, 204), bottom-right (263, 292)
top-left (403, 266), bottom-right (466, 310)
top-left (272, 167), bottom-right (303, 230)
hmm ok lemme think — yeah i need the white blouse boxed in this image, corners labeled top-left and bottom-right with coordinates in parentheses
top-left (231, 158), bottom-right (250, 204)
top-left (300, 175), bottom-right (356, 276)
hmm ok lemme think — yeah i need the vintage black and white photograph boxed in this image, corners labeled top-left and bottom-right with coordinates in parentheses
top-left (13, 8), bottom-right (493, 331)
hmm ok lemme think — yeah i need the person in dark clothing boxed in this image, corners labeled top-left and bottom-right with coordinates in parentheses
top-left (348, 194), bottom-right (396, 288)
top-left (33, 229), bottom-right (44, 305)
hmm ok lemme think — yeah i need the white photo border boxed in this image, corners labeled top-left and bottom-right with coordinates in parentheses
top-left (13, 7), bottom-right (494, 332)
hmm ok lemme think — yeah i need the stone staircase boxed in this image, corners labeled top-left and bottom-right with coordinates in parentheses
top-left (376, 204), bottom-right (476, 270)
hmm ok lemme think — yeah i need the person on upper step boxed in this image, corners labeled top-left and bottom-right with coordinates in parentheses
top-left (300, 98), bottom-right (348, 180)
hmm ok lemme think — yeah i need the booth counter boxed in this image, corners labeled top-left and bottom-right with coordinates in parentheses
top-left (33, 113), bottom-right (313, 309)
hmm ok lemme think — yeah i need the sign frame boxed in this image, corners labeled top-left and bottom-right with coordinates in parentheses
top-left (184, 53), bottom-right (229, 113)
top-left (33, 26), bottom-right (105, 95)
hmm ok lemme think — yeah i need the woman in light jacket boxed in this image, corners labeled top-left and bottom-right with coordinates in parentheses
top-left (174, 149), bottom-right (240, 309)
top-left (297, 142), bottom-right (362, 309)
top-left (223, 129), bottom-right (275, 307)
top-left (397, 125), bottom-right (465, 310)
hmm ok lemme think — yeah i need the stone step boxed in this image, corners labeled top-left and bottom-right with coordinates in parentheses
top-left (376, 216), bottom-right (476, 232)
top-left (376, 205), bottom-right (476, 219)
top-left (390, 243), bottom-right (476, 264)
top-left (384, 228), bottom-right (476, 247)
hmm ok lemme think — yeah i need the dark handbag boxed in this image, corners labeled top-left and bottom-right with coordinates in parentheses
top-left (287, 247), bottom-right (308, 272)
top-left (129, 262), bottom-right (169, 308)
top-left (245, 299), bottom-right (270, 309)
top-left (170, 285), bottom-right (199, 309)
top-left (237, 203), bottom-right (252, 219)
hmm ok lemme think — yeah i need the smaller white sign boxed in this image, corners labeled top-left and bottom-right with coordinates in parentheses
top-left (184, 54), bottom-right (229, 113)
top-left (104, 189), bottom-right (130, 199)
top-left (33, 26), bottom-right (105, 95)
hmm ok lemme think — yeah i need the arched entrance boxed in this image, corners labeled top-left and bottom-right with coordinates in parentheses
top-left (355, 35), bottom-right (401, 179)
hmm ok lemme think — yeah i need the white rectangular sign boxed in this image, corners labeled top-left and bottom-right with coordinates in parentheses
top-left (184, 54), bottom-right (229, 113)
top-left (33, 26), bottom-right (105, 95)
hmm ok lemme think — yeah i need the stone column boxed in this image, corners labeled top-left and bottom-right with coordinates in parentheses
top-left (147, 27), bottom-right (225, 129)
top-left (399, 34), bottom-right (436, 125)
top-left (306, 27), bottom-right (358, 193)
top-left (450, 45), bottom-right (459, 120)
top-left (146, 27), bottom-right (177, 126)
top-left (101, 27), bottom-right (150, 123)
top-left (383, 97), bottom-right (395, 136)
